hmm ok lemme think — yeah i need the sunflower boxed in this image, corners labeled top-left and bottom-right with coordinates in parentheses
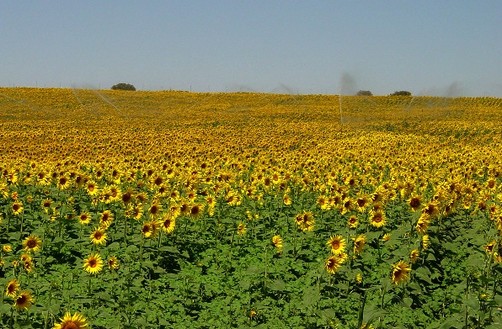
top-left (237, 222), bottom-right (247, 236)
top-left (382, 233), bottom-right (391, 242)
top-left (353, 235), bottom-right (366, 254)
top-left (422, 201), bottom-right (439, 217)
top-left (12, 201), bottom-right (23, 215)
top-left (408, 194), bottom-right (422, 212)
top-left (20, 253), bottom-right (32, 263)
top-left (5, 279), bottom-right (19, 298)
top-left (23, 260), bottom-right (34, 273)
top-left (14, 291), bottom-right (34, 310)
top-left (22, 235), bottom-right (42, 253)
top-left (107, 256), bottom-right (119, 270)
top-left (415, 213), bottom-right (431, 234)
top-left (391, 261), bottom-right (411, 285)
top-left (99, 210), bottom-right (114, 229)
top-left (83, 253), bottom-right (104, 275)
top-left (272, 235), bottom-right (283, 250)
top-left (161, 215), bottom-right (176, 234)
top-left (141, 220), bottom-right (160, 238)
top-left (369, 210), bottom-right (386, 228)
top-left (90, 228), bottom-right (107, 246)
top-left (325, 253), bottom-right (348, 274)
top-left (57, 175), bottom-right (71, 190)
top-left (41, 199), bottom-right (52, 213)
top-left (148, 202), bottom-right (162, 218)
top-left (2, 244), bottom-right (12, 253)
top-left (283, 194), bottom-right (292, 206)
top-left (78, 212), bottom-right (92, 225)
top-left (189, 203), bottom-right (204, 219)
top-left (85, 180), bottom-right (98, 196)
top-left (327, 235), bottom-right (346, 255)
top-left (356, 196), bottom-right (369, 212)
top-left (422, 235), bottom-right (430, 250)
top-left (410, 249), bottom-right (420, 263)
top-left (347, 215), bottom-right (359, 229)
top-left (295, 211), bottom-right (315, 232)
top-left (53, 312), bottom-right (88, 329)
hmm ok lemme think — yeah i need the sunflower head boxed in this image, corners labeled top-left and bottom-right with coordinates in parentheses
top-left (391, 261), bottom-right (411, 285)
top-left (53, 312), bottom-right (88, 329)
top-left (13, 291), bottom-right (34, 310)
top-left (23, 235), bottom-right (42, 253)
top-left (83, 253), bottom-right (103, 275)
top-left (327, 235), bottom-right (346, 255)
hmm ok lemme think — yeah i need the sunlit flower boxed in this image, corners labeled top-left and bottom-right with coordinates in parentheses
top-left (83, 253), bottom-right (104, 275)
top-left (14, 291), bottom-right (34, 310)
top-left (327, 235), bottom-right (346, 255)
top-left (22, 235), bottom-right (42, 253)
top-left (53, 312), bottom-right (88, 329)
top-left (391, 261), bottom-right (411, 285)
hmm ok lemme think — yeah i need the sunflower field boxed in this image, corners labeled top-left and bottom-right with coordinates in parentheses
top-left (0, 87), bottom-right (501, 328)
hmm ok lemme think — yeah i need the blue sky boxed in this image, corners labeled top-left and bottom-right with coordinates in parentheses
top-left (1, 1), bottom-right (501, 96)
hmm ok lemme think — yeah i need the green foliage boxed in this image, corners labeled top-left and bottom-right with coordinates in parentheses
top-left (390, 91), bottom-right (412, 96)
top-left (111, 83), bottom-right (136, 91)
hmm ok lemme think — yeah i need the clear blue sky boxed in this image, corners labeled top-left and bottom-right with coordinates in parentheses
top-left (1, 1), bottom-right (501, 96)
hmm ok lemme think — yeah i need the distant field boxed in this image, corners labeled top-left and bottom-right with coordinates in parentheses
top-left (0, 88), bottom-right (501, 328)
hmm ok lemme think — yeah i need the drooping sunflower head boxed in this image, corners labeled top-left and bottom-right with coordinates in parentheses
top-left (53, 312), bottom-right (88, 329)
top-left (353, 235), bottom-right (366, 254)
top-left (410, 249), bottom-right (420, 263)
top-left (391, 261), bottom-right (411, 285)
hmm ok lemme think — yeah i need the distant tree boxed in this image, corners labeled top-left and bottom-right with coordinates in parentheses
top-left (356, 90), bottom-right (373, 96)
top-left (390, 91), bottom-right (412, 96)
top-left (111, 83), bottom-right (136, 91)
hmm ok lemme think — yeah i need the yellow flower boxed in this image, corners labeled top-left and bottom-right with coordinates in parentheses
top-left (14, 291), bottom-right (34, 310)
top-left (107, 256), bottom-right (120, 270)
top-left (422, 235), bottom-right (430, 250)
top-left (12, 201), bottom-right (23, 215)
top-left (353, 234), bottom-right (366, 255)
top-left (23, 235), bottom-right (42, 253)
top-left (83, 253), bottom-right (104, 275)
top-left (161, 215), bottom-right (176, 234)
top-left (5, 279), bottom-right (20, 298)
top-left (2, 244), bottom-right (12, 253)
top-left (90, 228), bottom-right (107, 246)
top-left (410, 249), bottom-right (420, 263)
top-left (369, 210), bottom-right (386, 228)
top-left (237, 222), bottom-right (247, 236)
top-left (53, 312), bottom-right (88, 329)
top-left (327, 235), bottom-right (346, 255)
top-left (272, 235), bottom-right (283, 250)
top-left (325, 253), bottom-right (348, 274)
top-left (391, 261), bottom-right (411, 285)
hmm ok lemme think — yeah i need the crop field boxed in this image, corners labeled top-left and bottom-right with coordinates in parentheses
top-left (0, 87), bottom-right (501, 328)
